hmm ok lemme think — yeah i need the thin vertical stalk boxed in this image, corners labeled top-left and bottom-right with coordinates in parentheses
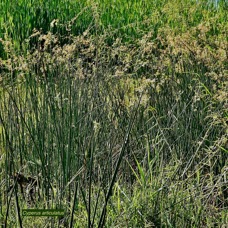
top-left (98, 93), bottom-right (143, 227)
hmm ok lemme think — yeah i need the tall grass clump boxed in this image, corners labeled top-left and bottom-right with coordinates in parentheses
top-left (0, 0), bottom-right (227, 227)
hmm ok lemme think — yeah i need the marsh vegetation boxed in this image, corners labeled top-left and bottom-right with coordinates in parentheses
top-left (0, 0), bottom-right (227, 227)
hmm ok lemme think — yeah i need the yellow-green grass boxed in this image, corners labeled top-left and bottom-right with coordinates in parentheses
top-left (0, 0), bottom-right (227, 57)
top-left (0, 0), bottom-right (227, 227)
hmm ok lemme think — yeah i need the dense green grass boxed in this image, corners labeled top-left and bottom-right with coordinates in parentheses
top-left (0, 0), bottom-right (227, 56)
top-left (0, 0), bottom-right (227, 227)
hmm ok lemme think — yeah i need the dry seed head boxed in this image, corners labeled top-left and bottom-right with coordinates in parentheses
top-left (50, 19), bottom-right (59, 28)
